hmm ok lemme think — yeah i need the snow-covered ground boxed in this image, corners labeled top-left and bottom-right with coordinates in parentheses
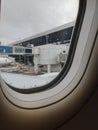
top-left (0, 72), bottom-right (59, 89)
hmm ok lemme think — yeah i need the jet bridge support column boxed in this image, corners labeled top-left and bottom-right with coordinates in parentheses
top-left (33, 47), bottom-right (40, 74)
top-left (34, 55), bottom-right (39, 73)
top-left (47, 64), bottom-right (51, 73)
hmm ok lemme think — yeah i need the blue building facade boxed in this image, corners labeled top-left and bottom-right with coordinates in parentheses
top-left (0, 46), bottom-right (13, 54)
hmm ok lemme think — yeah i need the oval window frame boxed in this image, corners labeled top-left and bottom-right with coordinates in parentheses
top-left (0, 0), bottom-right (97, 109)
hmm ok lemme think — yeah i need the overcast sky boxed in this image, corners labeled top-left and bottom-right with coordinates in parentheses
top-left (0, 0), bottom-right (78, 45)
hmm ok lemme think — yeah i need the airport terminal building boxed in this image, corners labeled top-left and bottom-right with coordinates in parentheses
top-left (0, 22), bottom-right (74, 73)
top-left (11, 22), bottom-right (74, 47)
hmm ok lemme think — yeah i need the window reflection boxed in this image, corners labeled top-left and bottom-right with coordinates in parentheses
top-left (0, 0), bottom-right (79, 90)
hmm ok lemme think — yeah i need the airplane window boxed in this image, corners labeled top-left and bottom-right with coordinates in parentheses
top-left (0, 0), bottom-right (79, 93)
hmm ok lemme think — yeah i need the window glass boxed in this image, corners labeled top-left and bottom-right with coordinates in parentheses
top-left (0, 0), bottom-right (79, 90)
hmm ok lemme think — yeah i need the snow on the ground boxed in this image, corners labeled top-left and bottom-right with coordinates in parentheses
top-left (0, 72), bottom-right (59, 89)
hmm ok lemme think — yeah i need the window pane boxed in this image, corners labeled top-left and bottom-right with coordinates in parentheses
top-left (0, 0), bottom-right (79, 91)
